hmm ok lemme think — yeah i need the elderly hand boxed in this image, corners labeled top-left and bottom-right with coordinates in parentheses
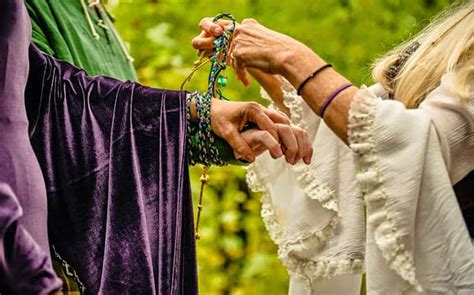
top-left (189, 98), bottom-right (312, 164)
top-left (241, 123), bottom-right (312, 165)
top-left (193, 17), bottom-right (356, 144)
top-left (193, 18), bottom-right (316, 83)
top-left (192, 18), bottom-right (291, 114)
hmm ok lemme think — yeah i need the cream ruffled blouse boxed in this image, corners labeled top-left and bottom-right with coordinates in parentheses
top-left (247, 73), bottom-right (474, 294)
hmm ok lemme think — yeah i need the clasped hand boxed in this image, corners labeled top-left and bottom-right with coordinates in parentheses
top-left (189, 18), bottom-right (313, 165)
top-left (188, 97), bottom-right (312, 165)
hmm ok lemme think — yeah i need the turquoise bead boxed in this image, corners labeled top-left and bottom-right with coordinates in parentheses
top-left (217, 76), bottom-right (227, 87)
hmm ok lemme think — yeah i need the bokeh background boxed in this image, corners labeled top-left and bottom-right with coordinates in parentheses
top-left (108, 0), bottom-right (454, 293)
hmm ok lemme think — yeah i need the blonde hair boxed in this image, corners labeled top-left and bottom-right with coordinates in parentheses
top-left (372, 1), bottom-right (474, 108)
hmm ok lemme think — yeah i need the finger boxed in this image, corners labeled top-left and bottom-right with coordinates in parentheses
top-left (199, 18), bottom-right (225, 36)
top-left (276, 124), bottom-right (298, 165)
top-left (228, 53), bottom-right (236, 69)
top-left (235, 59), bottom-right (250, 86)
top-left (263, 109), bottom-right (291, 125)
top-left (216, 19), bottom-right (233, 30)
top-left (242, 129), bottom-right (283, 159)
top-left (292, 127), bottom-right (307, 164)
top-left (222, 127), bottom-right (256, 162)
top-left (192, 31), bottom-right (216, 50)
top-left (229, 39), bottom-right (251, 86)
top-left (302, 129), bottom-right (313, 165)
top-left (245, 103), bottom-right (279, 140)
top-left (241, 18), bottom-right (259, 25)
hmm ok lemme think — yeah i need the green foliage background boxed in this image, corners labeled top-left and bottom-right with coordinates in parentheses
top-left (109, 0), bottom-right (454, 293)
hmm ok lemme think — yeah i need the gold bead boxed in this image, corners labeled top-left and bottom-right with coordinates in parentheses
top-left (200, 174), bottom-right (210, 183)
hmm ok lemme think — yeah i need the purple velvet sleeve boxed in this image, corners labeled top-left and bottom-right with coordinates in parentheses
top-left (0, 0), bottom-right (62, 293)
top-left (0, 184), bottom-right (62, 294)
top-left (25, 45), bottom-right (198, 294)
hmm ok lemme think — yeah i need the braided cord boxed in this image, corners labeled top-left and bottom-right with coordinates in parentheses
top-left (183, 13), bottom-right (236, 167)
top-left (182, 13), bottom-right (237, 240)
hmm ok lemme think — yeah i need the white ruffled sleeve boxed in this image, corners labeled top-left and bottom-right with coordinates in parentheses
top-left (419, 73), bottom-right (474, 184)
top-left (247, 80), bottom-right (365, 295)
top-left (248, 73), bottom-right (474, 294)
top-left (348, 72), bottom-right (474, 293)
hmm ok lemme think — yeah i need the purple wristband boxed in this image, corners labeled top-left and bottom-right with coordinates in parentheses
top-left (319, 83), bottom-right (353, 117)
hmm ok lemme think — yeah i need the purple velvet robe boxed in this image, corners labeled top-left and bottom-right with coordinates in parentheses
top-left (1, 0), bottom-right (198, 293)
top-left (25, 33), bottom-right (198, 295)
top-left (0, 184), bottom-right (62, 293)
top-left (0, 0), bottom-right (62, 292)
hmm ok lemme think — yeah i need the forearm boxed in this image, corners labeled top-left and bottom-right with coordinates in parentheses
top-left (248, 69), bottom-right (289, 116)
top-left (280, 46), bottom-right (358, 144)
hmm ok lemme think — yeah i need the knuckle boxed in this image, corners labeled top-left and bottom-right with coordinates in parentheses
top-left (278, 124), bottom-right (291, 134)
top-left (236, 146), bottom-right (248, 156)
top-left (293, 127), bottom-right (303, 136)
top-left (242, 18), bottom-right (257, 24)
top-left (294, 127), bottom-right (305, 136)
top-left (233, 49), bottom-right (245, 60)
top-left (199, 17), bottom-right (211, 26)
top-left (191, 38), bottom-right (200, 49)
top-left (288, 146), bottom-right (298, 155)
top-left (245, 101), bottom-right (262, 112)
top-left (221, 128), bottom-right (233, 139)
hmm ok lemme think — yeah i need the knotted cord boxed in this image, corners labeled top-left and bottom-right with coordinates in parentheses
top-left (181, 13), bottom-right (236, 240)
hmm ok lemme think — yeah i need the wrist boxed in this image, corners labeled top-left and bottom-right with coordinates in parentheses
top-left (280, 46), bottom-right (324, 87)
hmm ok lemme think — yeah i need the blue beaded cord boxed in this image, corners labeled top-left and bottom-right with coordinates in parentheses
top-left (182, 13), bottom-right (237, 240)
top-left (183, 13), bottom-right (236, 167)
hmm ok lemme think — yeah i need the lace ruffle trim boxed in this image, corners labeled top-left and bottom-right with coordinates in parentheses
top-left (281, 80), bottom-right (338, 212)
top-left (282, 255), bottom-right (364, 290)
top-left (246, 165), bottom-right (362, 294)
top-left (246, 82), bottom-right (361, 291)
top-left (348, 87), bottom-right (422, 293)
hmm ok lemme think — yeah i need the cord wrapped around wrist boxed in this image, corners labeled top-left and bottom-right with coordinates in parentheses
top-left (186, 91), bottom-right (226, 166)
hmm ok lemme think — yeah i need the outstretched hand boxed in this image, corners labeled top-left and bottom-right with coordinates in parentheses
top-left (210, 99), bottom-right (312, 165)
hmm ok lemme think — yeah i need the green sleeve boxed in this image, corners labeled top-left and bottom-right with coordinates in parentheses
top-left (188, 124), bottom-right (247, 166)
top-left (214, 136), bottom-right (248, 166)
top-left (25, 1), bottom-right (56, 56)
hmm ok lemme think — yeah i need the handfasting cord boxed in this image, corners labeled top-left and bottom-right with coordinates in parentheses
top-left (181, 13), bottom-right (237, 240)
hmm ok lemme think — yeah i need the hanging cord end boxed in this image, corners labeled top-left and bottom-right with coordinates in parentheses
top-left (182, 13), bottom-right (237, 242)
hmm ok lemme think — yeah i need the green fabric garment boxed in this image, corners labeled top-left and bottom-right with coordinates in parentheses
top-left (25, 0), bottom-right (241, 165)
top-left (25, 0), bottom-right (137, 81)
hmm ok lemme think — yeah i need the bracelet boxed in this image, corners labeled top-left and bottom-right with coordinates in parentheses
top-left (297, 63), bottom-right (332, 96)
top-left (319, 83), bottom-right (353, 118)
top-left (186, 91), bottom-right (225, 166)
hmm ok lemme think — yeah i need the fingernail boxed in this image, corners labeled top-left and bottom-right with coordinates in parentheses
top-left (291, 157), bottom-right (297, 165)
top-left (275, 148), bottom-right (283, 158)
top-left (213, 27), bottom-right (222, 35)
